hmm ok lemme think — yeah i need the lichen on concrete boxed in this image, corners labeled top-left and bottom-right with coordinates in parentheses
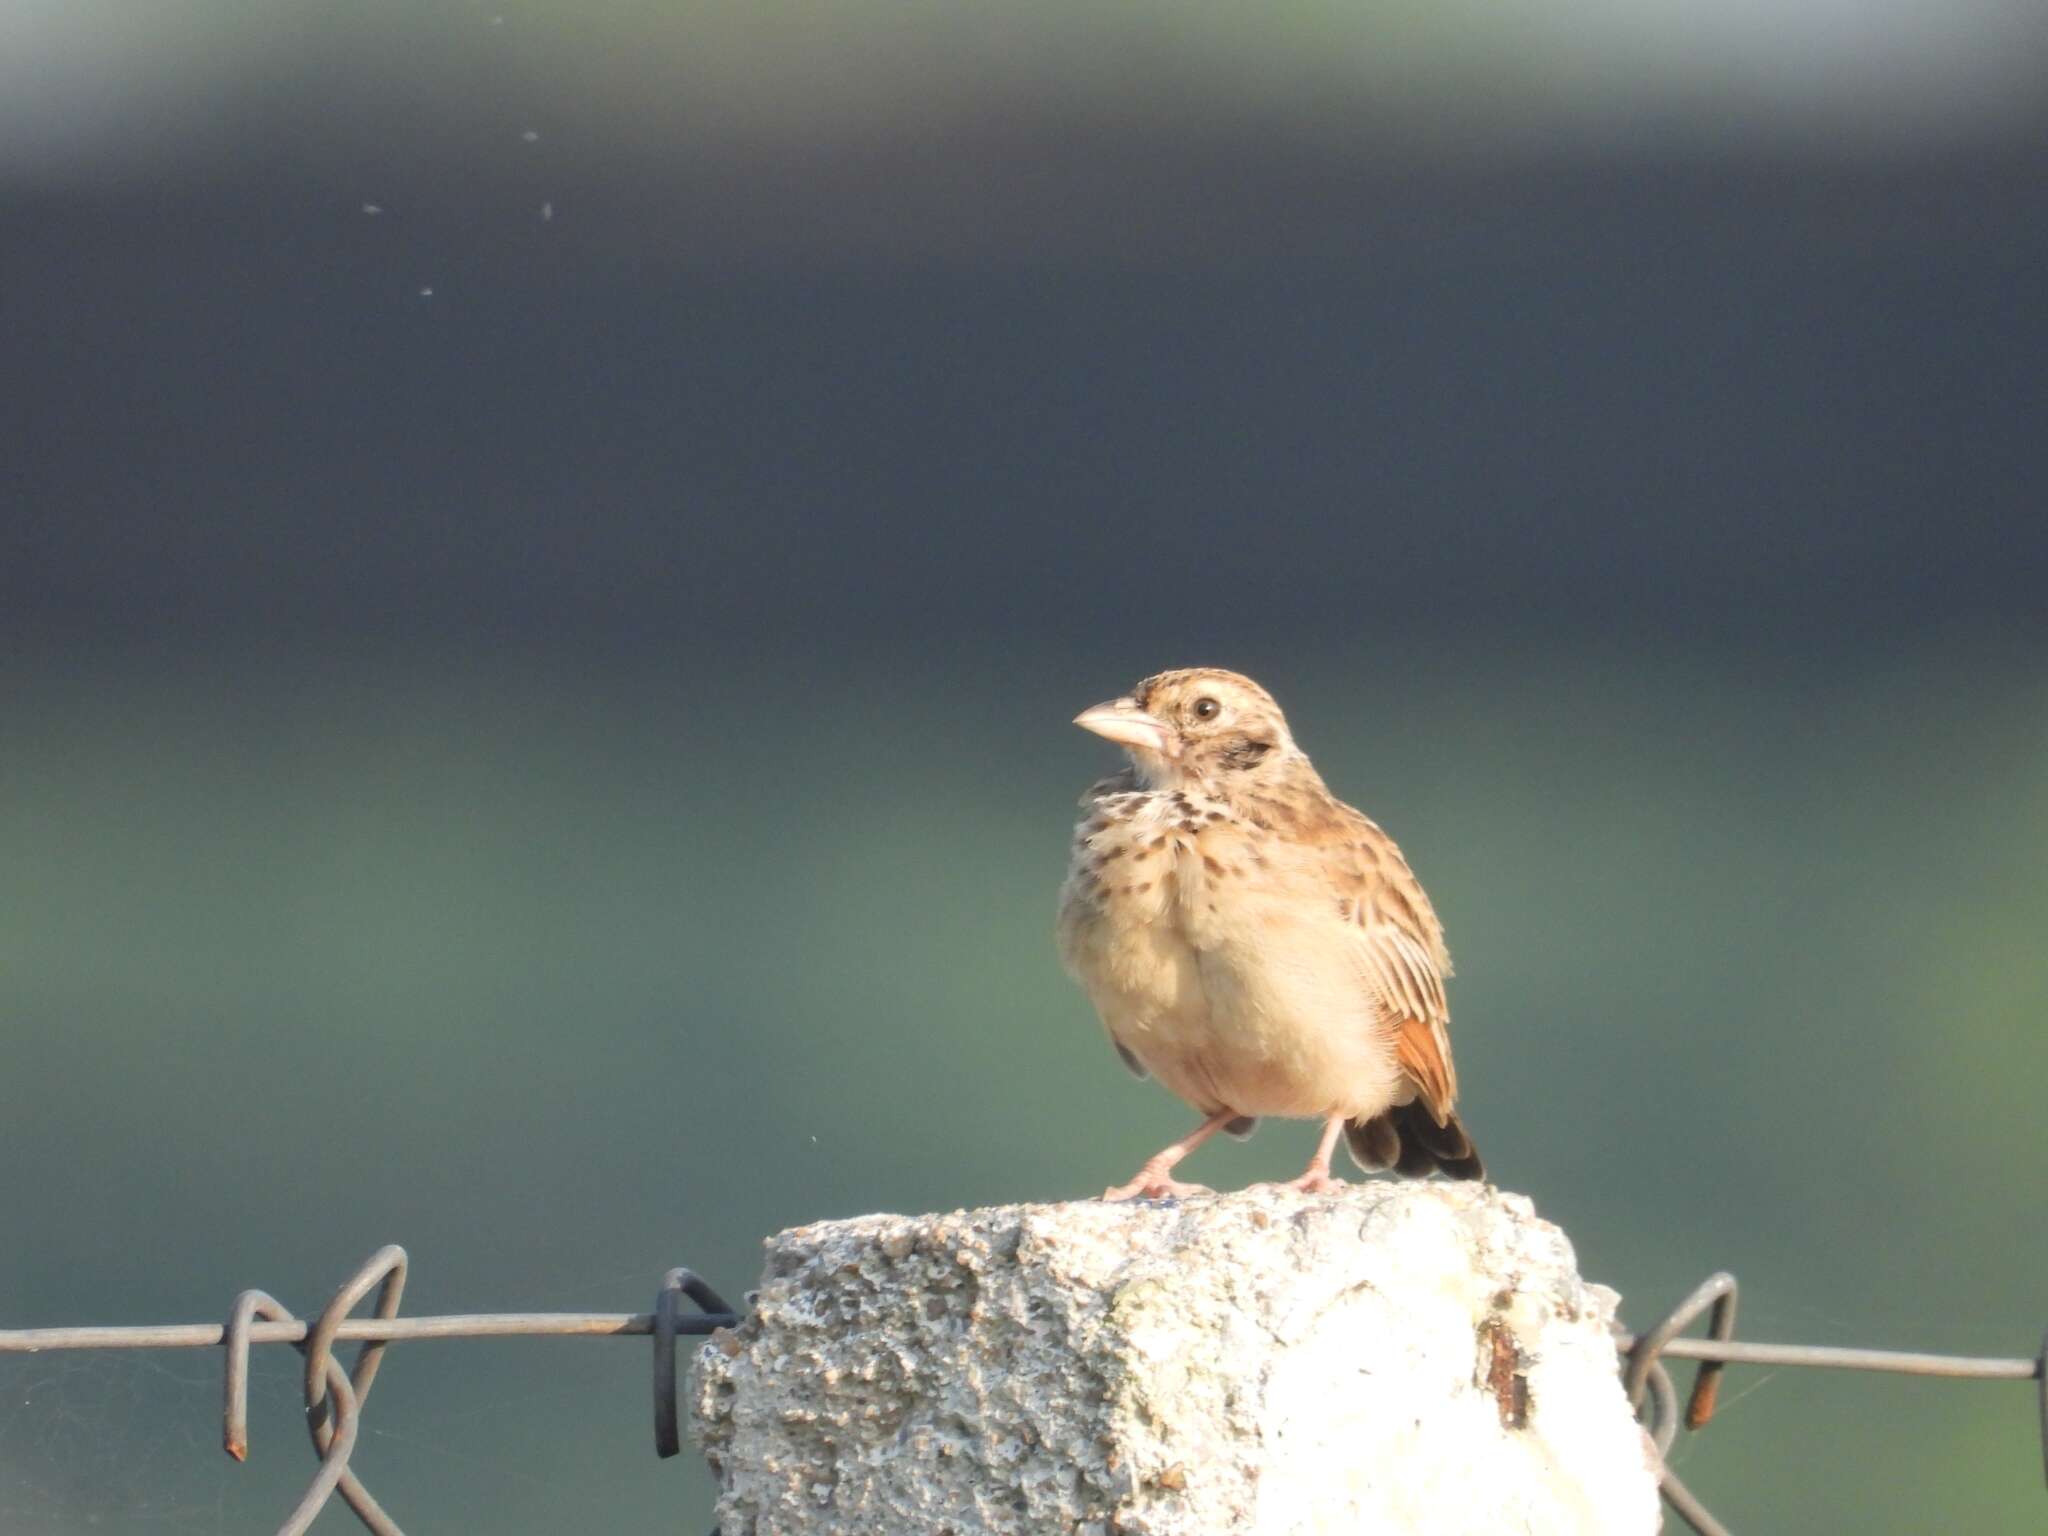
top-left (692, 1181), bottom-right (1661, 1534)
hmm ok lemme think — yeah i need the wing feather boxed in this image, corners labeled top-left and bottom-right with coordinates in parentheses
top-left (1330, 807), bottom-right (1460, 1125)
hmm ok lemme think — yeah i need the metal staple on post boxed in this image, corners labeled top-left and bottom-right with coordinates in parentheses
top-left (0, 1246), bottom-right (2041, 1534)
top-left (654, 1266), bottom-right (740, 1459)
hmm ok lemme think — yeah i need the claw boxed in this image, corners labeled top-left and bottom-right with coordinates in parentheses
top-left (1271, 1170), bottom-right (1347, 1195)
top-left (1102, 1175), bottom-right (1214, 1202)
top-left (1257, 1115), bottom-right (1351, 1196)
top-left (1098, 1109), bottom-right (1240, 1202)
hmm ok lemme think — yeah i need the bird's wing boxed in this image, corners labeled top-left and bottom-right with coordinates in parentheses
top-left (1360, 915), bottom-right (1458, 1120)
top-left (1326, 809), bottom-right (1459, 1122)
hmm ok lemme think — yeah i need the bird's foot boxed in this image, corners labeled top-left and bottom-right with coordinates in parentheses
top-left (1101, 1170), bottom-right (1213, 1202)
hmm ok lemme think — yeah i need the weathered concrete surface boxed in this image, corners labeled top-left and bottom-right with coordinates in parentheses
top-left (692, 1182), bottom-right (1660, 1535)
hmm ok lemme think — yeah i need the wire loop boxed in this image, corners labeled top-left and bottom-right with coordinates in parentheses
top-left (219, 1280), bottom-right (381, 1534)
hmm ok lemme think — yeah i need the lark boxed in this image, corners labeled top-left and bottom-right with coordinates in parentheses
top-left (1057, 668), bottom-right (1483, 1200)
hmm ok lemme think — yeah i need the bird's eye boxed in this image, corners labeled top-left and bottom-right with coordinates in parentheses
top-left (1191, 697), bottom-right (1220, 721)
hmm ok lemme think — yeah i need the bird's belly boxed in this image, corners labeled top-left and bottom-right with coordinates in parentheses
top-left (1183, 924), bottom-right (1401, 1118)
top-left (1075, 896), bottom-right (1399, 1120)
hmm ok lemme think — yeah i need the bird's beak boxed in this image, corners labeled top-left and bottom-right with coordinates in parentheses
top-left (1074, 697), bottom-right (1177, 758)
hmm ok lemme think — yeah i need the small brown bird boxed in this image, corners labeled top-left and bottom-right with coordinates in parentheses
top-left (1057, 668), bottom-right (1483, 1200)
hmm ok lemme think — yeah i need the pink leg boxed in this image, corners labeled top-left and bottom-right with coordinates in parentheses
top-left (1102, 1109), bottom-right (1238, 1201)
top-left (1273, 1115), bottom-right (1348, 1195)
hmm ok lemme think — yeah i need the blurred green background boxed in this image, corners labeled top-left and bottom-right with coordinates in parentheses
top-left (4, 1), bottom-right (2047, 1532)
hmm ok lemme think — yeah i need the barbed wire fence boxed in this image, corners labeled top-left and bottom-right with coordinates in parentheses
top-left (1, 1243), bottom-right (2041, 1536)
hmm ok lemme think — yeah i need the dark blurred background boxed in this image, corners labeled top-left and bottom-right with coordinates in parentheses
top-left (4, 2), bottom-right (2046, 1531)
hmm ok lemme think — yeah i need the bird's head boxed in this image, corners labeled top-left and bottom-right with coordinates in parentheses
top-left (1074, 668), bottom-right (1304, 791)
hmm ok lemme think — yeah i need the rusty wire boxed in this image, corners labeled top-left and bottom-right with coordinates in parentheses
top-left (0, 1246), bottom-right (2041, 1535)
top-left (0, 1245), bottom-right (738, 1536)
top-left (1619, 1272), bottom-right (2048, 1536)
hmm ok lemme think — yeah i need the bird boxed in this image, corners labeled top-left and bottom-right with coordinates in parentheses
top-left (1056, 668), bottom-right (1483, 1200)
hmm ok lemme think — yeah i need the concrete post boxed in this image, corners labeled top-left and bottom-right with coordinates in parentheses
top-left (693, 1182), bottom-right (1661, 1535)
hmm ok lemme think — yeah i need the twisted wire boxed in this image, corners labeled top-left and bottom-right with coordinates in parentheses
top-left (1, 1249), bottom-right (2039, 1534)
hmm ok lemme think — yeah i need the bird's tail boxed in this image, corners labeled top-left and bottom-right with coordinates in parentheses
top-left (1345, 1102), bottom-right (1484, 1181)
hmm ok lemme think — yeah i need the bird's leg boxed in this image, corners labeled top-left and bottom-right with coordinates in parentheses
top-left (1102, 1109), bottom-right (1238, 1201)
top-left (1275, 1114), bottom-right (1349, 1195)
